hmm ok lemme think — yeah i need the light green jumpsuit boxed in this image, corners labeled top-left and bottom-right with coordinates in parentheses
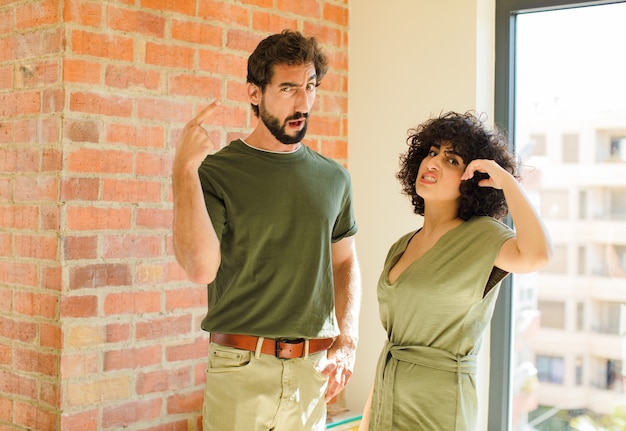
top-left (369, 216), bottom-right (515, 430)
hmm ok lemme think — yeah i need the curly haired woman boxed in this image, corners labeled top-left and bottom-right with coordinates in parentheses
top-left (359, 111), bottom-right (552, 431)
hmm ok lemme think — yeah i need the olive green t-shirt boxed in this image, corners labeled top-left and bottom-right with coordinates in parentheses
top-left (198, 139), bottom-right (357, 339)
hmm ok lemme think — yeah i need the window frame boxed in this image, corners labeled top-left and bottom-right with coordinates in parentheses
top-left (489, 1), bottom-right (626, 429)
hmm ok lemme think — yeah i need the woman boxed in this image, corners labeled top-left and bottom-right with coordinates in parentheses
top-left (359, 111), bottom-right (552, 430)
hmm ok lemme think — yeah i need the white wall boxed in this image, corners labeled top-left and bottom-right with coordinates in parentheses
top-left (346, 0), bottom-right (496, 425)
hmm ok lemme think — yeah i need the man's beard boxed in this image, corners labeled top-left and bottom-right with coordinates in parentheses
top-left (259, 101), bottom-right (308, 145)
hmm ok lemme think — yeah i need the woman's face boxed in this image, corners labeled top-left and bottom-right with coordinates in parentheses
top-left (415, 142), bottom-right (467, 203)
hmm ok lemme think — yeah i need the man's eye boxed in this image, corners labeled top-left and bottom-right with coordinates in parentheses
top-left (306, 83), bottom-right (316, 91)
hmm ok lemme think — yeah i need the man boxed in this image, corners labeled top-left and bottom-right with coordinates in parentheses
top-left (171, 30), bottom-right (361, 430)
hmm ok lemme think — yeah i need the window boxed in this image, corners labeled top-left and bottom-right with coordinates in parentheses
top-left (536, 355), bottom-right (565, 384)
top-left (492, 1), bottom-right (626, 430)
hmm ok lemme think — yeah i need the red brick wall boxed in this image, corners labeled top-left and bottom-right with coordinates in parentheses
top-left (0, 1), bottom-right (349, 430)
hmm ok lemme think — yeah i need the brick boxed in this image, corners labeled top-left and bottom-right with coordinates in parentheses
top-left (135, 151), bottom-right (171, 177)
top-left (276, 0), bottom-right (321, 18)
top-left (40, 379), bottom-right (61, 409)
top-left (136, 314), bottom-right (192, 341)
top-left (0, 8), bottom-right (14, 34)
top-left (40, 323), bottom-right (62, 349)
top-left (136, 264), bottom-right (165, 285)
top-left (13, 28), bottom-right (64, 59)
top-left (71, 29), bottom-right (134, 61)
top-left (102, 179), bottom-right (162, 203)
top-left (60, 352), bottom-right (99, 377)
top-left (13, 400), bottom-right (57, 431)
top-left (60, 295), bottom-right (98, 318)
top-left (136, 366), bottom-right (192, 395)
top-left (0, 65), bottom-right (13, 90)
top-left (102, 398), bottom-right (162, 428)
top-left (41, 264), bottom-right (62, 292)
top-left (168, 73), bottom-right (221, 98)
top-left (197, 1), bottom-right (248, 27)
top-left (69, 91), bottom-right (132, 117)
top-left (165, 337), bottom-right (208, 362)
top-left (61, 177), bottom-right (100, 201)
top-left (0, 316), bottom-right (36, 343)
top-left (42, 147), bottom-right (63, 172)
top-left (106, 123), bottom-right (164, 148)
top-left (102, 234), bottom-right (162, 259)
top-left (106, 322), bottom-right (131, 343)
top-left (308, 115), bottom-right (341, 137)
top-left (0, 286), bottom-right (10, 312)
top-left (0, 261), bottom-right (39, 287)
top-left (66, 206), bottom-right (132, 231)
top-left (136, 418), bottom-right (191, 431)
top-left (67, 147), bottom-right (133, 174)
top-left (197, 49), bottom-right (247, 77)
top-left (251, 11), bottom-right (297, 34)
top-left (166, 389), bottom-right (203, 414)
top-left (63, 235), bottom-right (98, 260)
top-left (43, 88), bottom-right (68, 114)
top-left (171, 19), bottom-right (223, 45)
top-left (63, 58), bottom-right (101, 84)
top-left (104, 344), bottom-right (161, 371)
top-left (15, 0), bottom-right (60, 29)
top-left (225, 28), bottom-right (263, 53)
top-left (144, 41), bottom-right (195, 69)
top-left (64, 119), bottom-right (100, 143)
top-left (66, 376), bottom-right (130, 407)
top-left (0, 342), bottom-right (10, 366)
top-left (65, 324), bottom-right (106, 348)
top-left (68, 263), bottom-right (132, 289)
top-left (323, 3), bottom-right (349, 27)
top-left (136, 97), bottom-right (193, 122)
top-left (13, 346), bottom-right (58, 376)
top-left (13, 290), bottom-right (58, 319)
top-left (103, 290), bottom-right (161, 315)
top-left (15, 61), bottom-right (59, 88)
top-left (140, 0), bottom-right (195, 16)
top-left (0, 370), bottom-right (37, 398)
top-left (59, 409), bottom-right (98, 431)
top-left (0, 395), bottom-right (10, 422)
top-left (13, 176), bottom-right (59, 202)
top-left (104, 64), bottom-right (160, 90)
top-left (0, 179), bottom-right (10, 202)
top-left (0, 91), bottom-right (41, 117)
top-left (136, 208), bottom-right (172, 230)
top-left (63, 0), bottom-right (102, 27)
top-left (165, 286), bottom-right (205, 311)
top-left (321, 139), bottom-right (348, 160)
top-left (106, 5), bottom-right (165, 38)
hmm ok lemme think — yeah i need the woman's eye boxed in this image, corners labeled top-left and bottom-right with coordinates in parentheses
top-left (428, 150), bottom-right (437, 157)
top-left (448, 158), bottom-right (459, 165)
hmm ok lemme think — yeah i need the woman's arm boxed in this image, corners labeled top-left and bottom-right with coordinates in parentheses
top-left (461, 159), bottom-right (552, 274)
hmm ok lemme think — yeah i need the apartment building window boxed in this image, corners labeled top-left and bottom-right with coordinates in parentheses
top-left (562, 133), bottom-right (579, 163)
top-left (529, 133), bottom-right (547, 156)
top-left (576, 302), bottom-right (585, 331)
top-left (493, 1), bottom-right (626, 429)
top-left (575, 357), bottom-right (583, 386)
top-left (538, 301), bottom-right (565, 329)
top-left (536, 355), bottom-right (565, 384)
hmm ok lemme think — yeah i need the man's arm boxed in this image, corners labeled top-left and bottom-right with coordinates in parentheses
top-left (322, 235), bottom-right (361, 402)
top-left (172, 103), bottom-right (222, 284)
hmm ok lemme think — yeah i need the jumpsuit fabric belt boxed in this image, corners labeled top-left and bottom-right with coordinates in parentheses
top-left (372, 341), bottom-right (478, 430)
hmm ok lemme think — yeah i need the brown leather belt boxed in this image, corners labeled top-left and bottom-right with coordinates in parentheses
top-left (210, 333), bottom-right (334, 359)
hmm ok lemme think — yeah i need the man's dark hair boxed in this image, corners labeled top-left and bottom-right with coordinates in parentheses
top-left (397, 111), bottom-right (519, 220)
top-left (247, 30), bottom-right (329, 116)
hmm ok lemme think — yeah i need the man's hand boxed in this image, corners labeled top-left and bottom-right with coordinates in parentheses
top-left (173, 102), bottom-right (221, 174)
top-left (319, 335), bottom-right (358, 402)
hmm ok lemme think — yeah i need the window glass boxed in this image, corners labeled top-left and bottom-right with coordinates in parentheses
top-left (512, 3), bottom-right (626, 429)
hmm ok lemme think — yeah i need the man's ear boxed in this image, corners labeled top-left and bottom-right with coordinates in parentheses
top-left (247, 83), bottom-right (260, 106)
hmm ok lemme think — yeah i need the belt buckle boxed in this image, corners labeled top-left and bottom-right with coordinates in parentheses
top-left (275, 338), bottom-right (304, 359)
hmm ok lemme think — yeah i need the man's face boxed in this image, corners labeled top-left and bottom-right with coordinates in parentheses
top-left (257, 63), bottom-right (318, 145)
